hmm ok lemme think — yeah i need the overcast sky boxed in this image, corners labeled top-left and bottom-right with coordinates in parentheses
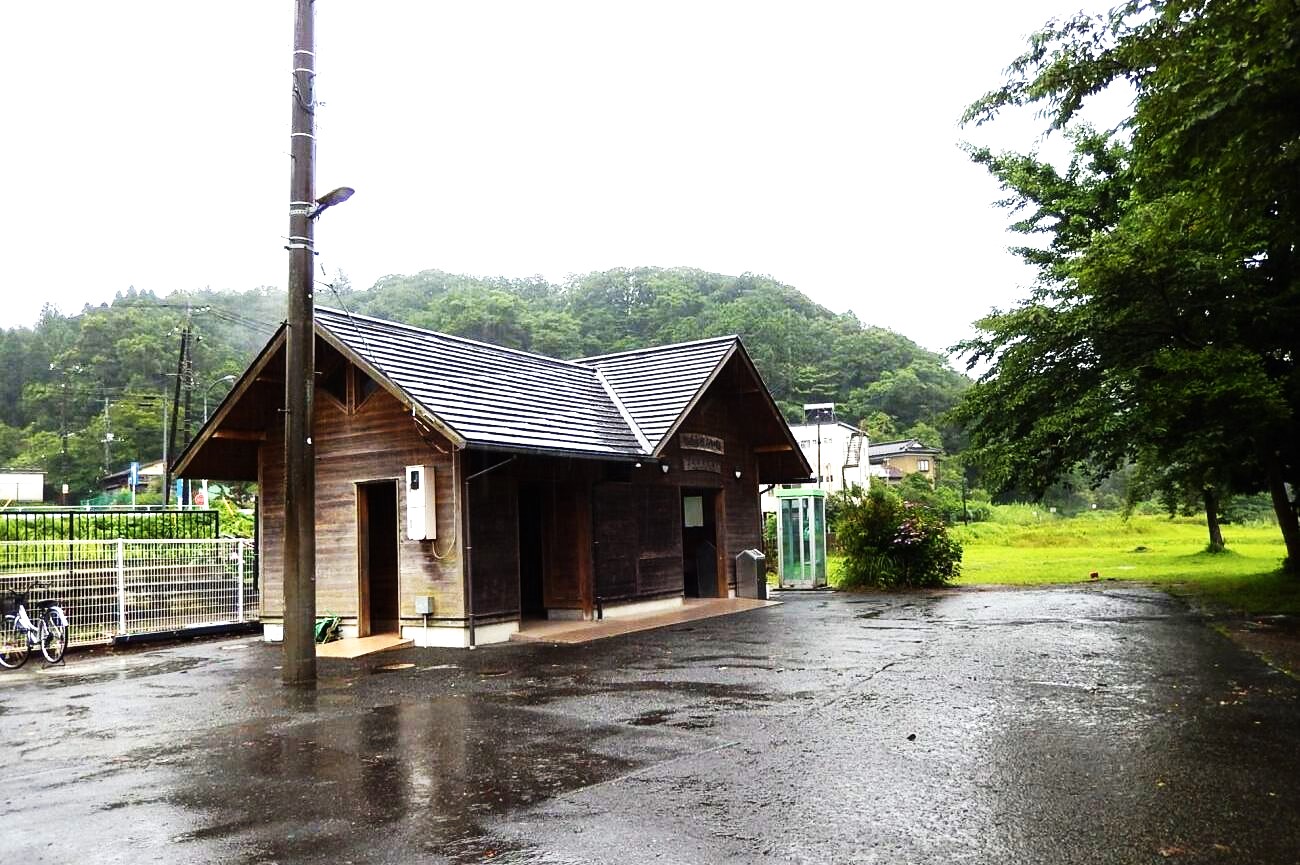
top-left (0, 1), bottom-right (1119, 358)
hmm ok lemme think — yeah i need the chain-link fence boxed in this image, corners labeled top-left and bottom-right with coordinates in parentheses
top-left (0, 539), bottom-right (259, 647)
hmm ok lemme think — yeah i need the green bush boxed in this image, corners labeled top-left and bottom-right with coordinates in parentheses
top-left (762, 512), bottom-right (777, 560)
top-left (835, 485), bottom-right (962, 588)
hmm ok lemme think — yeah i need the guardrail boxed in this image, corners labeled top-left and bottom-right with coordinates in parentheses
top-left (0, 539), bottom-right (259, 647)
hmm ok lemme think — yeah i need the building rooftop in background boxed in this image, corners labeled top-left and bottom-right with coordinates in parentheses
top-left (867, 438), bottom-right (941, 486)
top-left (867, 438), bottom-right (941, 462)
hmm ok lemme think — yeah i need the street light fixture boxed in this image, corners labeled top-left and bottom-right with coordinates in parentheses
top-left (195, 374), bottom-right (237, 510)
top-left (203, 374), bottom-right (238, 423)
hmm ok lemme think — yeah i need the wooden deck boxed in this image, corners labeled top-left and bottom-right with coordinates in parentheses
top-left (315, 633), bottom-right (412, 658)
top-left (511, 597), bottom-right (780, 644)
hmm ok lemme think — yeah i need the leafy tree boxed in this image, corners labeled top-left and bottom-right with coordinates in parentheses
top-left (858, 410), bottom-right (898, 442)
top-left (958, 0), bottom-right (1300, 564)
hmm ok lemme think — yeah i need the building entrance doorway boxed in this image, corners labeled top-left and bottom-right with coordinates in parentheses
top-left (681, 488), bottom-right (720, 598)
top-left (358, 480), bottom-right (399, 635)
top-left (518, 483), bottom-right (547, 619)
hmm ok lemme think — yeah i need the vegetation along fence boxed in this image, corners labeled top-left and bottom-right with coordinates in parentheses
top-left (0, 508), bottom-right (221, 542)
top-left (0, 539), bottom-right (258, 648)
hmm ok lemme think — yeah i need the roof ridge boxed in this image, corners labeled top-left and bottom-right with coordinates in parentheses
top-left (315, 306), bottom-right (591, 369)
top-left (575, 333), bottom-right (739, 363)
top-left (594, 369), bottom-right (652, 454)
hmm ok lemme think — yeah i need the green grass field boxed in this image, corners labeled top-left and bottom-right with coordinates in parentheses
top-left (828, 509), bottom-right (1300, 614)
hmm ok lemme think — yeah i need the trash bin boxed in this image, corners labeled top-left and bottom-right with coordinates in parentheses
top-left (736, 549), bottom-right (767, 600)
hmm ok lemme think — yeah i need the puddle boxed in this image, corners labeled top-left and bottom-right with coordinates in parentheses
top-left (41, 656), bottom-right (207, 689)
top-left (162, 698), bottom-right (682, 862)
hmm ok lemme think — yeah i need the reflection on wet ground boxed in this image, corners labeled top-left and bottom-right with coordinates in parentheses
top-left (3, 585), bottom-right (1299, 864)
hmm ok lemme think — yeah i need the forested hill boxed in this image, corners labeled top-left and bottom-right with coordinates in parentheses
top-left (0, 267), bottom-right (968, 497)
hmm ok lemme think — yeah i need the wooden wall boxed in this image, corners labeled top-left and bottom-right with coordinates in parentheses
top-left (259, 362), bottom-right (463, 626)
top-left (487, 457), bottom-right (596, 616)
top-left (541, 480), bottom-right (591, 612)
top-left (657, 356), bottom-right (764, 592)
top-left (460, 352), bottom-right (767, 611)
top-left (467, 462), bottom-right (519, 620)
top-left (591, 483), bottom-right (683, 599)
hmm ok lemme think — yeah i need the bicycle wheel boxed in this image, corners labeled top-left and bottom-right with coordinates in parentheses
top-left (38, 607), bottom-right (68, 664)
top-left (0, 614), bottom-right (31, 669)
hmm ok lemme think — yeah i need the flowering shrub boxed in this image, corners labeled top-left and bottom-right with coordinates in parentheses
top-left (835, 485), bottom-right (962, 588)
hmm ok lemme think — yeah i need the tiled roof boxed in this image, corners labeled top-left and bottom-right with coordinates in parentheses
top-left (316, 308), bottom-right (740, 459)
top-left (867, 438), bottom-right (942, 462)
top-left (575, 336), bottom-right (737, 450)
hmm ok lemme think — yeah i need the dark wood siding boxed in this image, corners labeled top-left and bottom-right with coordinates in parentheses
top-left (465, 455), bottom-right (596, 616)
top-left (638, 486), bottom-right (683, 595)
top-left (593, 483), bottom-right (639, 598)
top-left (661, 354), bottom-right (765, 591)
top-left (542, 481), bottom-right (591, 611)
top-left (468, 468), bottom-right (519, 619)
top-left (591, 482), bottom-right (685, 600)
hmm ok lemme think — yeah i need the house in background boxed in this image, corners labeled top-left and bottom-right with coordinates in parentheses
top-left (868, 438), bottom-right (941, 486)
top-left (101, 460), bottom-right (165, 496)
top-left (760, 419), bottom-right (866, 512)
top-left (173, 308), bottom-right (809, 647)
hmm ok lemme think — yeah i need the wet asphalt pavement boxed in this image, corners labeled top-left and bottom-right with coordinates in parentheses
top-left (3, 586), bottom-right (1299, 864)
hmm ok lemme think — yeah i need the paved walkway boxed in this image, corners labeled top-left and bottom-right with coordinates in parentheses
top-left (4, 586), bottom-right (1299, 864)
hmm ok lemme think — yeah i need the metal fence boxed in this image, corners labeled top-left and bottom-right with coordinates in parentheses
top-left (0, 539), bottom-right (259, 647)
top-left (0, 508), bottom-right (221, 542)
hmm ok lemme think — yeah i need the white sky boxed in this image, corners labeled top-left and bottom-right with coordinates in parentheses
top-left (0, 1), bottom-right (1120, 358)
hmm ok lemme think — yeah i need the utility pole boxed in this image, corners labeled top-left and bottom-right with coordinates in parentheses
top-left (59, 379), bottom-right (69, 502)
top-left (181, 328), bottom-right (195, 506)
top-left (102, 397), bottom-right (112, 476)
top-left (161, 400), bottom-right (168, 499)
top-left (283, 0), bottom-right (318, 686)
top-left (163, 317), bottom-right (190, 506)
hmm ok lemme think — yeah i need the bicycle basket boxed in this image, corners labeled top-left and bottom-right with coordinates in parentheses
top-left (0, 592), bottom-right (17, 618)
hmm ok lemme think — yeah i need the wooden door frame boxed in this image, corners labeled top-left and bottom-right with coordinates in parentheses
top-left (355, 477), bottom-right (400, 638)
top-left (713, 488), bottom-right (728, 597)
top-left (579, 475), bottom-right (594, 618)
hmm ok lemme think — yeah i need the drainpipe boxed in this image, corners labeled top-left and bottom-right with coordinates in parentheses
top-left (462, 454), bottom-right (517, 649)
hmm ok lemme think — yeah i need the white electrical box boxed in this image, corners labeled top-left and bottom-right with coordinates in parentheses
top-left (405, 465), bottom-right (437, 540)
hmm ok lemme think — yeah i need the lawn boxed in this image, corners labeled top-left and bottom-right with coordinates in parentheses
top-left (828, 511), bottom-right (1300, 614)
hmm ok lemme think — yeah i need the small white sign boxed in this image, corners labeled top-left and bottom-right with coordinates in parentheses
top-left (683, 495), bottom-right (704, 528)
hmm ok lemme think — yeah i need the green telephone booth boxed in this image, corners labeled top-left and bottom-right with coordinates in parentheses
top-left (776, 487), bottom-right (828, 588)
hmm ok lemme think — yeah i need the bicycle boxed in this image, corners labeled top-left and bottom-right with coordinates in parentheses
top-left (0, 580), bottom-right (69, 668)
